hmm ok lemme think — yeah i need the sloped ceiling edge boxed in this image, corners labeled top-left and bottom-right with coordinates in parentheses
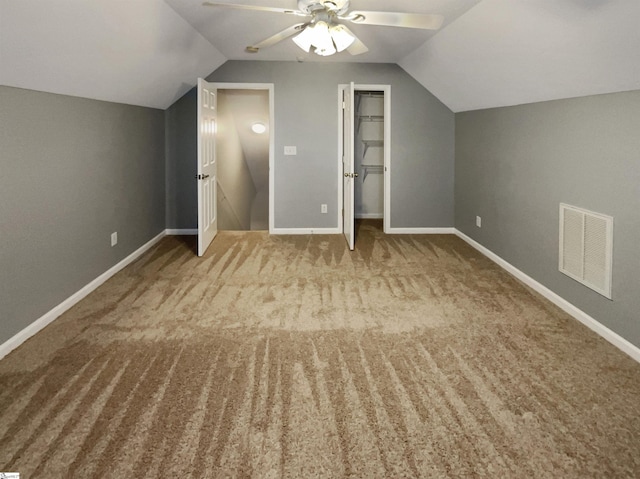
top-left (399, 0), bottom-right (640, 113)
top-left (0, 0), bottom-right (227, 110)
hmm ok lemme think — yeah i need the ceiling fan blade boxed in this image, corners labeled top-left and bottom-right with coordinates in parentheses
top-left (343, 11), bottom-right (444, 30)
top-left (202, 2), bottom-right (309, 17)
top-left (247, 23), bottom-right (306, 52)
top-left (339, 26), bottom-right (369, 55)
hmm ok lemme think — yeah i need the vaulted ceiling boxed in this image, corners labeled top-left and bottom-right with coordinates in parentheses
top-left (1, 0), bottom-right (639, 112)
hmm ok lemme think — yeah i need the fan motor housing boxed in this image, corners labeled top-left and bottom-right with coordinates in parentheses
top-left (298, 0), bottom-right (350, 15)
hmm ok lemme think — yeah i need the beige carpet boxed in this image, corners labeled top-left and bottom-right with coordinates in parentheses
top-left (1, 221), bottom-right (640, 478)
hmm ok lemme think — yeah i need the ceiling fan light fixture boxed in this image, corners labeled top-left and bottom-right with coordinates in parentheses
top-left (329, 24), bottom-right (354, 52)
top-left (311, 21), bottom-right (332, 50)
top-left (316, 44), bottom-right (337, 56)
top-left (292, 19), bottom-right (354, 57)
top-left (292, 23), bottom-right (315, 52)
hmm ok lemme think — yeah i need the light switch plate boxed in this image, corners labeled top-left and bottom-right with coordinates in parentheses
top-left (284, 146), bottom-right (297, 156)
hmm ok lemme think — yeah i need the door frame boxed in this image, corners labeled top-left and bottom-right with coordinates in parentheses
top-left (338, 84), bottom-right (391, 235)
top-left (210, 82), bottom-right (275, 233)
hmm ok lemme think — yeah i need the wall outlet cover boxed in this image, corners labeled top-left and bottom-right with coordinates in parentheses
top-left (476, 216), bottom-right (482, 228)
top-left (321, 204), bottom-right (328, 213)
top-left (284, 146), bottom-right (297, 156)
top-left (111, 232), bottom-right (118, 246)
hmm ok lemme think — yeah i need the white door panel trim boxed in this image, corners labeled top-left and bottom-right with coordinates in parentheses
top-left (197, 78), bottom-right (218, 256)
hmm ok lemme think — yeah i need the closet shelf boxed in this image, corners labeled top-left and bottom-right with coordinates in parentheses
top-left (360, 92), bottom-right (384, 98)
top-left (361, 164), bottom-right (384, 182)
top-left (357, 115), bottom-right (384, 132)
top-left (362, 139), bottom-right (384, 157)
top-left (355, 92), bottom-right (384, 112)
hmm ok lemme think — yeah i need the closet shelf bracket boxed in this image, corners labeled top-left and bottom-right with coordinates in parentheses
top-left (361, 164), bottom-right (384, 182)
top-left (362, 139), bottom-right (384, 157)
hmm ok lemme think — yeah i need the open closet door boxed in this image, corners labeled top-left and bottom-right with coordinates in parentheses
top-left (342, 82), bottom-right (355, 250)
top-left (197, 78), bottom-right (218, 256)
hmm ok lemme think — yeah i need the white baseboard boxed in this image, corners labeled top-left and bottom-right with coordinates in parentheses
top-left (165, 229), bottom-right (197, 235)
top-left (271, 227), bottom-right (341, 235)
top-left (0, 231), bottom-right (167, 361)
top-left (455, 229), bottom-right (640, 364)
top-left (355, 214), bottom-right (383, 219)
top-left (387, 227), bottom-right (456, 234)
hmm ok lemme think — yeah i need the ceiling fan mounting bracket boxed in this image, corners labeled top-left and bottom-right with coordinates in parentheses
top-left (310, 10), bottom-right (334, 25)
top-left (297, 0), bottom-right (350, 15)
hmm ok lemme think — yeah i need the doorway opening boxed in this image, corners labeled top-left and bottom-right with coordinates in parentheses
top-left (354, 90), bottom-right (385, 229)
top-left (339, 84), bottom-right (391, 250)
top-left (216, 89), bottom-right (269, 231)
top-left (216, 89), bottom-right (270, 231)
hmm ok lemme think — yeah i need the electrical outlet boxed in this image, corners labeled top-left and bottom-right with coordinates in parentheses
top-left (284, 146), bottom-right (297, 156)
top-left (321, 204), bottom-right (328, 214)
top-left (476, 216), bottom-right (482, 228)
top-left (111, 232), bottom-right (118, 246)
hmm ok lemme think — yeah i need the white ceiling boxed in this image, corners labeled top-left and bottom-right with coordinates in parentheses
top-left (1, 0), bottom-right (639, 112)
top-left (400, 0), bottom-right (640, 112)
top-left (0, 0), bottom-right (226, 109)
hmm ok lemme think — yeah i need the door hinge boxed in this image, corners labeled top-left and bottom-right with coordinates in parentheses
top-left (342, 101), bottom-right (346, 109)
top-left (342, 209), bottom-right (344, 217)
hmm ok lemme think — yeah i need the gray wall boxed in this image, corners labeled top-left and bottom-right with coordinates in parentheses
top-left (456, 90), bottom-right (640, 347)
top-left (217, 91), bottom-right (257, 230)
top-left (165, 61), bottom-right (455, 230)
top-left (0, 86), bottom-right (165, 345)
top-left (165, 87), bottom-right (197, 230)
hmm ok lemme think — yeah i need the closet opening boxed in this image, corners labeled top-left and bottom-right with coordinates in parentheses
top-left (339, 83), bottom-right (390, 250)
top-left (354, 90), bottom-right (385, 236)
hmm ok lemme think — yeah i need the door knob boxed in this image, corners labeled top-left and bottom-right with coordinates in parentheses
top-left (344, 172), bottom-right (350, 177)
top-left (354, 173), bottom-right (359, 178)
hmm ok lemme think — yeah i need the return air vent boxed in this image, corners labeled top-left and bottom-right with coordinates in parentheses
top-left (559, 203), bottom-right (613, 299)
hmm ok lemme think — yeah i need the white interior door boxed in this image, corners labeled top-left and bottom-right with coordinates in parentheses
top-left (342, 82), bottom-right (355, 250)
top-left (197, 78), bottom-right (218, 256)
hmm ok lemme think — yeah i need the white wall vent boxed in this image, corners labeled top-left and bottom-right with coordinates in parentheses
top-left (559, 203), bottom-right (613, 299)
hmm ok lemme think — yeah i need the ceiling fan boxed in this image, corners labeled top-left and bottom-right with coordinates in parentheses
top-left (202, 0), bottom-right (444, 57)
